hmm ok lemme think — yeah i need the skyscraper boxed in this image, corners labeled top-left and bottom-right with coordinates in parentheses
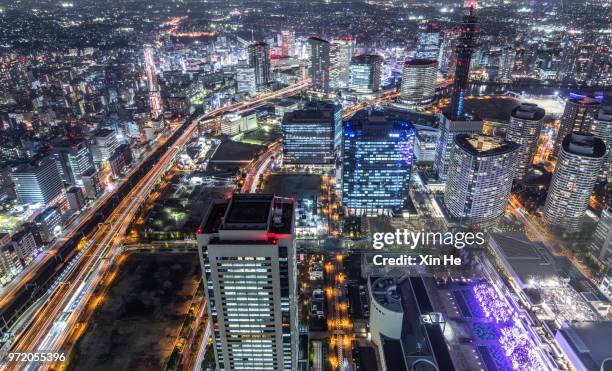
top-left (51, 140), bottom-right (95, 186)
top-left (11, 159), bottom-right (64, 206)
top-left (330, 38), bottom-right (355, 90)
top-left (445, 134), bottom-right (519, 224)
top-left (349, 54), bottom-right (383, 93)
top-left (416, 22), bottom-right (440, 61)
top-left (248, 42), bottom-right (271, 90)
top-left (281, 101), bottom-right (341, 168)
top-left (197, 194), bottom-right (297, 370)
top-left (280, 29), bottom-right (295, 58)
top-left (506, 103), bottom-right (546, 180)
top-left (399, 59), bottom-right (438, 107)
top-left (498, 46), bottom-right (516, 82)
top-left (544, 132), bottom-right (606, 231)
top-left (91, 129), bottom-right (119, 164)
top-left (438, 29), bottom-right (459, 75)
top-left (307, 37), bottom-right (331, 92)
top-left (591, 103), bottom-right (612, 182)
top-left (553, 95), bottom-right (600, 158)
top-left (342, 108), bottom-right (415, 216)
top-left (235, 65), bottom-right (257, 96)
top-left (434, 113), bottom-right (483, 180)
top-left (448, 6), bottom-right (477, 120)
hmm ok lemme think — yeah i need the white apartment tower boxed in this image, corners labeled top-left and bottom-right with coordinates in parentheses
top-left (544, 132), bottom-right (606, 232)
top-left (197, 194), bottom-right (298, 370)
top-left (445, 134), bottom-right (519, 224)
top-left (506, 103), bottom-right (546, 180)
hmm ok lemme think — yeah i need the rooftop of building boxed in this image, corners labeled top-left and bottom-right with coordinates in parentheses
top-left (200, 193), bottom-right (293, 236)
top-left (12, 158), bottom-right (54, 175)
top-left (455, 134), bottom-right (519, 157)
top-left (370, 276), bottom-right (403, 312)
top-left (250, 41), bottom-right (268, 47)
top-left (307, 36), bottom-right (329, 43)
top-left (351, 54), bottom-right (383, 64)
top-left (345, 108), bottom-right (414, 135)
top-left (282, 101), bottom-right (338, 123)
top-left (404, 58), bottom-right (438, 67)
top-left (441, 109), bottom-right (481, 123)
top-left (373, 275), bottom-right (456, 371)
top-left (566, 95), bottom-right (601, 106)
top-left (272, 98), bottom-right (300, 107)
top-left (489, 232), bottom-right (558, 286)
top-left (511, 102), bottom-right (546, 121)
top-left (557, 321), bottom-right (612, 371)
top-left (562, 132), bottom-right (607, 158)
top-left (51, 139), bottom-right (88, 150)
top-left (94, 128), bottom-right (115, 137)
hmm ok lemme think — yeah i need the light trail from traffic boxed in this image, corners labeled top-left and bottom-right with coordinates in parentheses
top-left (0, 80), bottom-right (309, 370)
top-left (144, 45), bottom-right (163, 118)
top-left (5, 110), bottom-right (200, 371)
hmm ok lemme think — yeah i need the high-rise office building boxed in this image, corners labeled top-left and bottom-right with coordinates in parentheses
top-left (342, 109), bottom-right (415, 215)
top-left (349, 54), bottom-right (383, 93)
top-left (330, 38), bottom-right (355, 90)
top-left (92, 129), bottom-right (119, 164)
top-left (81, 169), bottom-right (102, 199)
top-left (434, 113), bottom-right (483, 180)
top-left (445, 134), bottom-right (519, 224)
top-left (591, 103), bottom-right (612, 182)
top-left (498, 46), bottom-right (516, 82)
top-left (197, 194), bottom-right (298, 371)
top-left (248, 42), bottom-right (271, 90)
top-left (506, 103), bottom-right (546, 180)
top-left (11, 159), bottom-right (64, 206)
top-left (448, 6), bottom-right (477, 120)
top-left (236, 65), bottom-right (257, 96)
top-left (553, 95), bottom-right (600, 158)
top-left (34, 206), bottom-right (63, 243)
top-left (51, 140), bottom-right (95, 186)
top-left (416, 22), bottom-right (440, 61)
top-left (281, 101), bottom-right (341, 168)
top-left (307, 37), bottom-right (331, 92)
top-left (279, 30), bottom-right (295, 57)
top-left (544, 132), bottom-right (606, 231)
top-left (438, 29), bottom-right (459, 75)
top-left (414, 125), bottom-right (440, 164)
top-left (400, 59), bottom-right (438, 107)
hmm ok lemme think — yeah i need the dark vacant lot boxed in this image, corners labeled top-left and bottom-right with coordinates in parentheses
top-left (68, 253), bottom-right (200, 371)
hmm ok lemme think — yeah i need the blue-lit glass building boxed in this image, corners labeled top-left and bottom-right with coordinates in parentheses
top-left (341, 109), bottom-right (415, 216)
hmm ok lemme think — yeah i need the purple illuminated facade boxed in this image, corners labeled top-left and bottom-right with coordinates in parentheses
top-left (472, 282), bottom-right (548, 370)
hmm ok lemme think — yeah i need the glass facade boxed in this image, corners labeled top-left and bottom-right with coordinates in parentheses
top-left (341, 109), bottom-right (415, 215)
top-left (281, 102), bottom-right (341, 167)
top-left (349, 54), bottom-right (382, 93)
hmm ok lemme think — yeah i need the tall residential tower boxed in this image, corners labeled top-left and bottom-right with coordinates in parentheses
top-left (506, 103), bottom-right (546, 180)
top-left (445, 134), bottom-right (519, 224)
top-left (544, 132), bottom-right (606, 231)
